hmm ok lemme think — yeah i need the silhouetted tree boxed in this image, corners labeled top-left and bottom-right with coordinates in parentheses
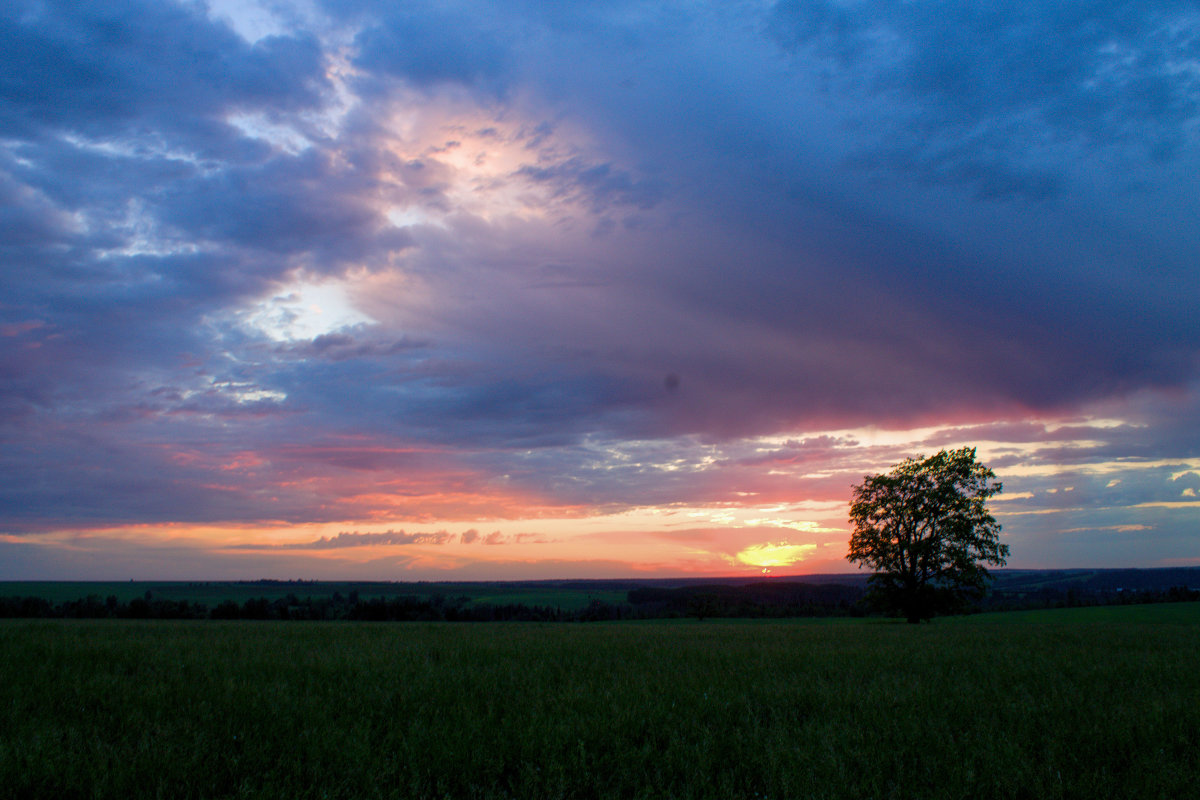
top-left (847, 447), bottom-right (1008, 623)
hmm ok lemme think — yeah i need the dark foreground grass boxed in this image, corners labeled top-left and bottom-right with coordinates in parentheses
top-left (2, 605), bottom-right (1198, 799)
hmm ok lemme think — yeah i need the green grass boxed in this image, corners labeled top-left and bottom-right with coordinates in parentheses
top-left (2, 605), bottom-right (1198, 799)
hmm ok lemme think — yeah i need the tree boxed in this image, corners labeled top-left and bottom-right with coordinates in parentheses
top-left (847, 447), bottom-right (1008, 623)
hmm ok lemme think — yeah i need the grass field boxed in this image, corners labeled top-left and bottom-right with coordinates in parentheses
top-left (2, 604), bottom-right (1197, 799)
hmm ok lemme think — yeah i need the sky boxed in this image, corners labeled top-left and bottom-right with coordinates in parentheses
top-left (1, 0), bottom-right (1198, 580)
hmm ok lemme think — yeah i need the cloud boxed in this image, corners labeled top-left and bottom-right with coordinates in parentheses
top-left (232, 530), bottom-right (456, 549)
top-left (1, 0), bottom-right (1198, 575)
top-left (0, 0), bottom-right (327, 139)
top-left (768, 0), bottom-right (1200, 192)
top-left (515, 157), bottom-right (667, 213)
top-left (1059, 525), bottom-right (1154, 534)
top-left (351, 6), bottom-right (511, 91)
top-left (221, 527), bottom-right (556, 550)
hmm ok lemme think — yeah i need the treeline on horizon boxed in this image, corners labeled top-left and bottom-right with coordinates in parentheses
top-left (2, 579), bottom-right (1199, 622)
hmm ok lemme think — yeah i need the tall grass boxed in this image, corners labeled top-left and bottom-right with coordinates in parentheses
top-left (2, 605), bottom-right (1198, 799)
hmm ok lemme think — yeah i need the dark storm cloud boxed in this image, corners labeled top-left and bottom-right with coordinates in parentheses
top-left (769, 0), bottom-right (1200, 189)
top-left (516, 158), bottom-right (667, 213)
top-left (352, 7), bottom-right (511, 91)
top-left (0, 0), bottom-right (326, 139)
top-left (154, 149), bottom-right (397, 260)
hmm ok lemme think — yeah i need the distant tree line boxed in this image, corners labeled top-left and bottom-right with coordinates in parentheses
top-left (627, 582), bottom-right (868, 619)
top-left (0, 583), bottom-right (869, 621)
top-left (0, 582), bottom-right (1197, 621)
top-left (981, 584), bottom-right (1200, 612)
top-left (0, 591), bottom-right (635, 622)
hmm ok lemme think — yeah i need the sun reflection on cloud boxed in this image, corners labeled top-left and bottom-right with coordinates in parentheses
top-left (240, 279), bottom-right (376, 342)
top-left (372, 92), bottom-right (621, 228)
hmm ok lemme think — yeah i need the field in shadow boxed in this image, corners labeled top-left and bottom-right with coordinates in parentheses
top-left (2, 604), bottom-right (1198, 799)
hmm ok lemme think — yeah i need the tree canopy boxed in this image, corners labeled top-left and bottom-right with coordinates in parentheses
top-left (847, 447), bottom-right (1008, 622)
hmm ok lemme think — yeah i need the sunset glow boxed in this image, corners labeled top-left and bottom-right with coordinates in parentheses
top-left (735, 543), bottom-right (819, 569)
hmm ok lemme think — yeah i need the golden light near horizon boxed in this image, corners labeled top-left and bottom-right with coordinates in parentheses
top-left (735, 542), bottom-right (818, 569)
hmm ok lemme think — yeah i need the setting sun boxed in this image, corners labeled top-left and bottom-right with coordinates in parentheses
top-left (736, 542), bottom-right (818, 569)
